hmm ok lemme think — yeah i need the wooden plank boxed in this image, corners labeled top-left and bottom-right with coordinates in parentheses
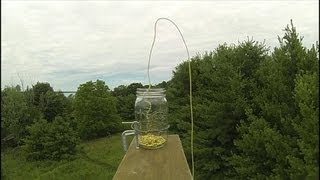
top-left (113, 135), bottom-right (192, 180)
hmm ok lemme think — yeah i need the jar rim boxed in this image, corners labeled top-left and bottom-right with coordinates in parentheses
top-left (136, 88), bottom-right (165, 96)
top-left (136, 88), bottom-right (165, 92)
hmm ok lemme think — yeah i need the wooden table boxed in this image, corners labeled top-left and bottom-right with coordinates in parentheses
top-left (113, 135), bottom-right (192, 180)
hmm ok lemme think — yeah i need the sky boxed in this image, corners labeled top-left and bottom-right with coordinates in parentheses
top-left (1, 1), bottom-right (319, 91)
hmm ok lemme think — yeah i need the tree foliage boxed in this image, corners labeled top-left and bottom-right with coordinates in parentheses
top-left (38, 91), bottom-right (69, 122)
top-left (30, 82), bottom-right (69, 122)
top-left (74, 80), bottom-right (121, 139)
top-left (23, 116), bottom-right (79, 160)
top-left (166, 39), bottom-right (269, 178)
top-left (230, 21), bottom-right (319, 179)
top-left (166, 21), bottom-right (319, 179)
top-left (32, 82), bottom-right (54, 106)
top-left (1, 86), bottom-right (40, 147)
top-left (112, 83), bottom-right (143, 121)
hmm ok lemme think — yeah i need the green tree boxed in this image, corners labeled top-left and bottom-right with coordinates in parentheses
top-left (112, 83), bottom-right (143, 121)
top-left (231, 21), bottom-right (319, 179)
top-left (74, 80), bottom-right (121, 139)
top-left (127, 83), bottom-right (144, 95)
top-left (288, 71), bottom-right (319, 178)
top-left (166, 39), bottom-right (268, 179)
top-left (24, 116), bottom-right (80, 160)
top-left (1, 85), bottom-right (39, 146)
top-left (155, 81), bottom-right (168, 89)
top-left (27, 82), bottom-right (69, 121)
top-left (38, 91), bottom-right (68, 122)
top-left (32, 82), bottom-right (54, 106)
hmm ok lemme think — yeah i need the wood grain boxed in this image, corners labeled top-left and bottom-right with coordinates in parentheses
top-left (113, 135), bottom-right (192, 180)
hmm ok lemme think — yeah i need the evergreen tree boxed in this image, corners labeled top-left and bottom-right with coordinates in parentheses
top-left (231, 21), bottom-right (319, 179)
top-left (167, 40), bottom-right (268, 179)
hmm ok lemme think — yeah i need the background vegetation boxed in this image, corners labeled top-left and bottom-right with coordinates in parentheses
top-left (1, 21), bottom-right (319, 179)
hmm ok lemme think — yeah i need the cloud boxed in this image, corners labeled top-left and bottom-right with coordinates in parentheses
top-left (1, 1), bottom-right (319, 91)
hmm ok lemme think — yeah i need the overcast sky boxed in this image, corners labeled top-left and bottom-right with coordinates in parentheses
top-left (1, 1), bottom-right (319, 91)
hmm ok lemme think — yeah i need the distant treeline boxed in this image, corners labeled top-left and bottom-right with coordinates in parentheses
top-left (1, 21), bottom-right (318, 179)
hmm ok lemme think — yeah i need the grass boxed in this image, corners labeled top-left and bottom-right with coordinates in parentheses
top-left (1, 133), bottom-right (132, 180)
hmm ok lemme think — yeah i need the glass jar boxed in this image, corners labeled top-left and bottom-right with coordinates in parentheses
top-left (134, 88), bottom-right (169, 149)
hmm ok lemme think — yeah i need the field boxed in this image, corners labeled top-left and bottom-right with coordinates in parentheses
top-left (1, 134), bottom-right (130, 180)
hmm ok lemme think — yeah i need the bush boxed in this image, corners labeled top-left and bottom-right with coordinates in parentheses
top-left (24, 116), bottom-right (80, 160)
